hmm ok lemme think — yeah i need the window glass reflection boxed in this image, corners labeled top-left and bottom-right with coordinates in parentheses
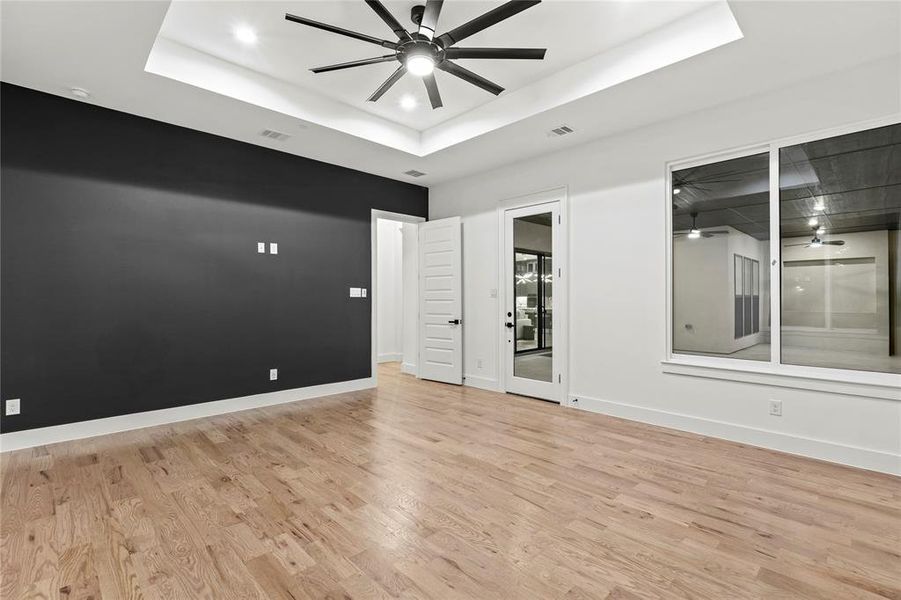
top-left (779, 123), bottom-right (901, 373)
top-left (672, 152), bottom-right (771, 361)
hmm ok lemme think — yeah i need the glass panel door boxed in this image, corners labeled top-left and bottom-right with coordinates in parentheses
top-left (512, 213), bottom-right (553, 383)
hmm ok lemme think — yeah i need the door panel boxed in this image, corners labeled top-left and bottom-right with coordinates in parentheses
top-left (418, 217), bottom-right (462, 384)
top-left (505, 204), bottom-right (560, 401)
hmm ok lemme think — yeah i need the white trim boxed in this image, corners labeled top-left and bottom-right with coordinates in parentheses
top-left (371, 209), bottom-right (426, 388)
top-left (463, 374), bottom-right (500, 392)
top-left (569, 392), bottom-right (900, 476)
top-left (0, 377), bottom-right (375, 453)
top-left (401, 361), bottom-right (417, 375)
top-left (378, 352), bottom-right (403, 363)
top-left (495, 186), bottom-right (570, 403)
top-left (665, 114), bottom-right (901, 393)
top-left (662, 359), bottom-right (900, 401)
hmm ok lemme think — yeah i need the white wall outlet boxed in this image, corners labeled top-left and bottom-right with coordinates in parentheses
top-left (269, 368), bottom-right (278, 381)
top-left (489, 288), bottom-right (497, 298)
top-left (477, 358), bottom-right (483, 369)
top-left (269, 242), bottom-right (278, 255)
top-left (769, 400), bottom-right (783, 416)
top-left (257, 242), bottom-right (266, 254)
top-left (349, 287), bottom-right (362, 298)
top-left (361, 288), bottom-right (367, 298)
top-left (5, 398), bottom-right (21, 416)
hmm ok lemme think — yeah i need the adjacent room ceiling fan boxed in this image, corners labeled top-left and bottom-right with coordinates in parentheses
top-left (673, 212), bottom-right (729, 239)
top-left (784, 226), bottom-right (845, 248)
top-left (284, 0), bottom-right (547, 109)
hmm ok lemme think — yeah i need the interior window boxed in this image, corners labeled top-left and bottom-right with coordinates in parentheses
top-left (672, 152), bottom-right (771, 361)
top-left (779, 123), bottom-right (901, 373)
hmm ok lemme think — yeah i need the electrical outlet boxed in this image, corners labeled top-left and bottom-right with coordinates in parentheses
top-left (477, 358), bottom-right (483, 369)
top-left (269, 242), bottom-right (278, 255)
top-left (5, 398), bottom-right (21, 416)
top-left (269, 368), bottom-right (278, 381)
top-left (257, 242), bottom-right (266, 254)
top-left (349, 287), bottom-right (362, 298)
top-left (769, 400), bottom-right (783, 416)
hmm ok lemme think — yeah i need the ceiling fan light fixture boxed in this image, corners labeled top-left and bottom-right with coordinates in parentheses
top-left (688, 229), bottom-right (701, 239)
top-left (810, 240), bottom-right (823, 248)
top-left (406, 54), bottom-right (435, 77)
top-left (808, 217), bottom-right (819, 226)
top-left (816, 226), bottom-right (825, 235)
top-left (400, 94), bottom-right (418, 110)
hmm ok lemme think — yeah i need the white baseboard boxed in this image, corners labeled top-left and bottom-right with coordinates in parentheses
top-left (401, 362), bottom-right (417, 375)
top-left (568, 393), bottom-right (900, 476)
top-left (0, 377), bottom-right (375, 453)
top-left (378, 352), bottom-right (403, 363)
top-left (464, 374), bottom-right (500, 391)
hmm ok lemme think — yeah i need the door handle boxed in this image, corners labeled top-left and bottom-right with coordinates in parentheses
top-left (448, 319), bottom-right (461, 325)
top-left (505, 322), bottom-right (515, 328)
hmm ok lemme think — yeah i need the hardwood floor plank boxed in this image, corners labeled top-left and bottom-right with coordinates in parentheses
top-left (2, 363), bottom-right (899, 599)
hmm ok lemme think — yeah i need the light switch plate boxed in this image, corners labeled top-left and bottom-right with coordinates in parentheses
top-left (361, 288), bottom-right (367, 298)
top-left (257, 242), bottom-right (266, 254)
top-left (269, 368), bottom-right (278, 381)
top-left (269, 243), bottom-right (278, 255)
top-left (5, 398), bottom-right (21, 416)
top-left (769, 400), bottom-right (783, 416)
top-left (350, 287), bottom-right (362, 298)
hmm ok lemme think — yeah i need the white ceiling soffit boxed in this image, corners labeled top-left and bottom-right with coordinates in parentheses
top-left (145, 1), bottom-right (742, 157)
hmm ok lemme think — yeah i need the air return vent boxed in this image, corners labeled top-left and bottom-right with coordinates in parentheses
top-left (260, 129), bottom-right (291, 142)
top-left (548, 124), bottom-right (574, 137)
top-left (404, 169), bottom-right (426, 178)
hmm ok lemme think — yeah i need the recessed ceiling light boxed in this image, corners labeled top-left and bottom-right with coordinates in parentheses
top-left (816, 226), bottom-right (825, 235)
top-left (400, 95), bottom-right (418, 111)
top-left (813, 201), bottom-right (825, 211)
top-left (70, 87), bottom-right (91, 99)
top-left (234, 25), bottom-right (258, 45)
top-left (673, 187), bottom-right (681, 195)
top-left (808, 217), bottom-right (819, 226)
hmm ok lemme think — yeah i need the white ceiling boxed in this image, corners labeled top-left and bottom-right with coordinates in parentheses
top-left (157, 0), bottom-right (712, 131)
top-left (1, 1), bottom-right (899, 186)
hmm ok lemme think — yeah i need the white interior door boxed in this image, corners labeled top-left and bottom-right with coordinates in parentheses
top-left (504, 202), bottom-right (562, 401)
top-left (418, 217), bottom-right (463, 384)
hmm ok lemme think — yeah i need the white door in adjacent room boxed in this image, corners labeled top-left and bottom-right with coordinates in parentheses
top-left (418, 216), bottom-right (463, 384)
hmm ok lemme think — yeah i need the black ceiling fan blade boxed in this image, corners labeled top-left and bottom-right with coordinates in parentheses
top-left (419, 0), bottom-right (444, 41)
top-left (445, 47), bottom-right (546, 60)
top-left (784, 243), bottom-right (812, 247)
top-left (423, 73), bottom-right (443, 109)
top-left (438, 61), bottom-right (504, 95)
top-left (822, 240), bottom-right (845, 245)
top-left (436, 0), bottom-right (541, 47)
top-left (368, 65), bottom-right (407, 102)
top-left (285, 13), bottom-right (398, 49)
top-left (364, 0), bottom-right (413, 42)
top-left (311, 54), bottom-right (397, 73)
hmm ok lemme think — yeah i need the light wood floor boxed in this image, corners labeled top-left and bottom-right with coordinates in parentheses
top-left (2, 363), bottom-right (899, 599)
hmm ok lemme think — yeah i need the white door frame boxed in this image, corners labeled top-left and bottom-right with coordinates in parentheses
top-left (371, 209), bottom-right (426, 387)
top-left (496, 186), bottom-right (569, 402)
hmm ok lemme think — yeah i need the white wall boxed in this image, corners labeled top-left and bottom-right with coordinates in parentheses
top-left (377, 219), bottom-right (404, 362)
top-left (429, 57), bottom-right (901, 474)
top-left (402, 222), bottom-right (419, 374)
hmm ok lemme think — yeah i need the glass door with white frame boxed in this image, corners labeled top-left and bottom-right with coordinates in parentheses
top-left (504, 204), bottom-right (561, 401)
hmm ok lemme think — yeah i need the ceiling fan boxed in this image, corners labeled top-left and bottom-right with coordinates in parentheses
top-left (674, 212), bottom-right (729, 239)
top-left (784, 226), bottom-right (845, 248)
top-left (284, 0), bottom-right (547, 109)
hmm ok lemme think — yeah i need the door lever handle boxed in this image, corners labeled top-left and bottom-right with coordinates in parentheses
top-left (505, 322), bottom-right (514, 328)
top-left (448, 319), bottom-right (461, 325)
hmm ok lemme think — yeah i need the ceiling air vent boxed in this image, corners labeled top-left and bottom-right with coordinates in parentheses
top-left (404, 169), bottom-right (426, 178)
top-left (548, 124), bottom-right (574, 137)
top-left (260, 129), bottom-right (291, 142)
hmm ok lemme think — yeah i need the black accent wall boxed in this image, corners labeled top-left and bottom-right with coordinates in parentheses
top-left (0, 83), bottom-right (427, 433)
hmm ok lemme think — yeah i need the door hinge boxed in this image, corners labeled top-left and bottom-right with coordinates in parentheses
top-left (558, 215), bottom-right (561, 225)
top-left (558, 268), bottom-right (561, 277)
top-left (558, 374), bottom-right (561, 383)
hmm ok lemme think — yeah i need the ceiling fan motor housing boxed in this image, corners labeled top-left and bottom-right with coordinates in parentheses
top-left (411, 5), bottom-right (425, 26)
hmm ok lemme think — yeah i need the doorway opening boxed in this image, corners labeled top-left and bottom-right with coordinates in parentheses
top-left (371, 210), bottom-right (424, 385)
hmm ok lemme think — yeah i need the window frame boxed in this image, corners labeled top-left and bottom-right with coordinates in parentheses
top-left (664, 116), bottom-right (901, 400)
